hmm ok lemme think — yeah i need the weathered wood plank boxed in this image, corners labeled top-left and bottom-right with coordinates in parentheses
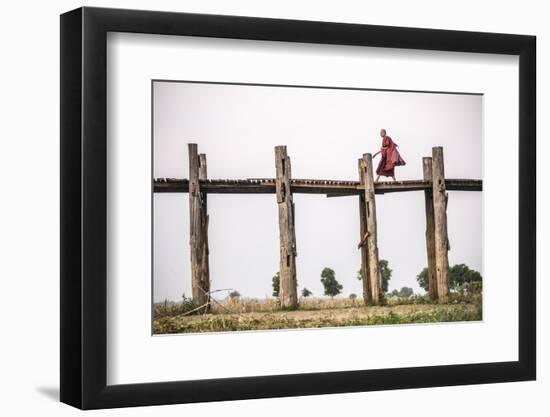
top-left (198, 153), bottom-right (210, 310)
top-left (432, 147), bottom-right (450, 303)
top-left (154, 178), bottom-right (482, 195)
top-left (188, 144), bottom-right (209, 312)
top-left (275, 146), bottom-right (298, 309)
top-left (362, 153), bottom-right (381, 305)
top-left (358, 159), bottom-right (371, 305)
top-left (423, 157), bottom-right (438, 301)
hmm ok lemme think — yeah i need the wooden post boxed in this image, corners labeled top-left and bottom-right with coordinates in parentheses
top-left (362, 153), bottom-right (381, 305)
top-left (198, 153), bottom-right (210, 309)
top-left (188, 144), bottom-right (209, 312)
top-left (423, 157), bottom-right (438, 300)
top-left (432, 147), bottom-right (450, 303)
top-left (358, 159), bottom-right (371, 305)
top-left (275, 146), bottom-right (298, 309)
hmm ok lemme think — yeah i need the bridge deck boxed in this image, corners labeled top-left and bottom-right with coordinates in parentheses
top-left (153, 178), bottom-right (482, 196)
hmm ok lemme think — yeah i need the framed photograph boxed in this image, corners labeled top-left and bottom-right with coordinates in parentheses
top-left (60, 6), bottom-right (536, 409)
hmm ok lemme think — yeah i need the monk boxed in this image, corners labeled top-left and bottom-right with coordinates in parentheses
top-left (373, 129), bottom-right (406, 182)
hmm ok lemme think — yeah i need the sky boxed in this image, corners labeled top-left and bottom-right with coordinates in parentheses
top-left (153, 81), bottom-right (482, 302)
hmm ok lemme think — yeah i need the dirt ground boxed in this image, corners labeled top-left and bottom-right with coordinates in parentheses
top-left (178, 304), bottom-right (473, 324)
top-left (153, 303), bottom-right (480, 334)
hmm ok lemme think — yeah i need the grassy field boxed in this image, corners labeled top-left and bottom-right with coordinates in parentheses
top-left (153, 295), bottom-right (482, 334)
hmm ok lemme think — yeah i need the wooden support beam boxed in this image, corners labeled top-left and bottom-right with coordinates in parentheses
top-left (188, 144), bottom-right (209, 312)
top-left (198, 153), bottom-right (210, 309)
top-left (358, 159), bottom-right (371, 305)
top-left (275, 146), bottom-right (298, 309)
top-left (422, 157), bottom-right (438, 301)
top-left (432, 147), bottom-right (450, 303)
top-left (362, 153), bottom-right (381, 305)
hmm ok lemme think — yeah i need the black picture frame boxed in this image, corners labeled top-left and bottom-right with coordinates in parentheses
top-left (60, 6), bottom-right (536, 410)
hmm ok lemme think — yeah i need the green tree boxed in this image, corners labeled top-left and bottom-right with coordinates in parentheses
top-left (320, 267), bottom-right (343, 298)
top-left (398, 287), bottom-right (414, 298)
top-left (349, 293), bottom-right (357, 300)
top-left (302, 288), bottom-right (312, 298)
top-left (416, 267), bottom-right (429, 291)
top-left (417, 264), bottom-right (482, 292)
top-left (449, 264), bottom-right (482, 290)
top-left (272, 272), bottom-right (280, 297)
top-left (379, 260), bottom-right (392, 293)
top-left (357, 259), bottom-right (392, 293)
top-left (229, 290), bottom-right (240, 299)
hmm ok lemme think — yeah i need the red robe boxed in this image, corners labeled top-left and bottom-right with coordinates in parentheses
top-left (376, 135), bottom-right (406, 177)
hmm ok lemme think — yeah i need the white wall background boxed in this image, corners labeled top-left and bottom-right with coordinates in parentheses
top-left (0, 0), bottom-right (545, 416)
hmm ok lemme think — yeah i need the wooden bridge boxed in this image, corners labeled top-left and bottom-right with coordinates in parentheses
top-left (154, 144), bottom-right (482, 311)
top-left (154, 177), bottom-right (481, 196)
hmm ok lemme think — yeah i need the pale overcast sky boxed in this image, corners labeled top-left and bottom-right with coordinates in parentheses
top-left (153, 81), bottom-right (482, 302)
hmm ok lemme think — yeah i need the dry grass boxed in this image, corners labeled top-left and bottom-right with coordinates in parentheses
top-left (209, 297), bottom-right (364, 314)
top-left (153, 296), bottom-right (482, 334)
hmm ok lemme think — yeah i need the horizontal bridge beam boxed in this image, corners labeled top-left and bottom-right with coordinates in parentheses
top-left (154, 178), bottom-right (482, 195)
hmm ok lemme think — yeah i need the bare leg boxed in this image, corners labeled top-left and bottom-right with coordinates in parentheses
top-left (375, 175), bottom-right (380, 182)
top-left (391, 176), bottom-right (396, 181)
